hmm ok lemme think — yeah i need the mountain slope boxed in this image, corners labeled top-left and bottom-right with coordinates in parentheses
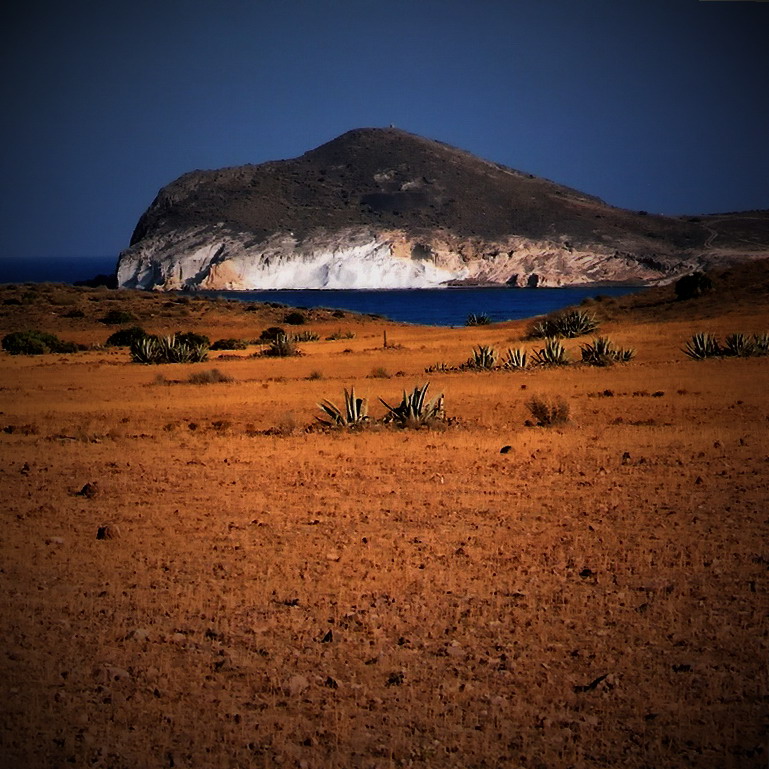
top-left (118, 128), bottom-right (769, 290)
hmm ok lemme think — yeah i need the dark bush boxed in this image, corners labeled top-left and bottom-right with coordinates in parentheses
top-left (210, 338), bottom-right (248, 351)
top-left (284, 311), bottom-right (307, 325)
top-left (525, 396), bottom-right (570, 427)
top-left (175, 331), bottom-right (210, 347)
top-left (62, 308), bottom-right (86, 318)
top-left (259, 326), bottom-right (286, 341)
top-left (187, 368), bottom-right (234, 384)
top-left (2, 330), bottom-right (79, 355)
top-left (674, 272), bottom-right (713, 301)
top-left (105, 326), bottom-right (148, 347)
top-left (101, 309), bottom-right (136, 325)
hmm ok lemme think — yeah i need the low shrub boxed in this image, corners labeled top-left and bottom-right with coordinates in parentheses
top-left (175, 331), bottom-right (210, 347)
top-left (187, 368), bottom-right (234, 385)
top-left (369, 366), bottom-right (391, 378)
top-left (325, 329), bottom-right (356, 340)
top-left (525, 396), bottom-right (570, 426)
top-left (284, 311), bottom-right (307, 325)
top-left (106, 326), bottom-right (148, 347)
top-left (101, 309), bottom-right (136, 325)
top-left (2, 330), bottom-right (79, 355)
top-left (674, 271), bottom-right (713, 300)
top-left (259, 326), bottom-right (286, 342)
top-left (210, 338), bottom-right (248, 350)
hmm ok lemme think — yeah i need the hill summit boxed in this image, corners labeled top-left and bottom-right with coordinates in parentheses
top-left (117, 128), bottom-right (769, 290)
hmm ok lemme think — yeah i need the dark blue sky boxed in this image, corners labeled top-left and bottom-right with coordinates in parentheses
top-left (2, 0), bottom-right (768, 259)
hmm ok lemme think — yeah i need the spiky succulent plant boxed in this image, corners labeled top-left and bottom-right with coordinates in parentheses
top-left (683, 333), bottom-right (721, 360)
top-left (317, 387), bottom-right (369, 427)
top-left (379, 383), bottom-right (445, 428)
top-left (531, 338), bottom-right (569, 366)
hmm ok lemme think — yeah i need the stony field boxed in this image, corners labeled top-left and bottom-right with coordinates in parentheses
top-left (0, 276), bottom-right (767, 768)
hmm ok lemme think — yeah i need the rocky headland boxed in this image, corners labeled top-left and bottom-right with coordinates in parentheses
top-left (117, 128), bottom-right (769, 290)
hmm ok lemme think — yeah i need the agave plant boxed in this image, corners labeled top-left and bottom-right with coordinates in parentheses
top-left (503, 347), bottom-right (528, 370)
top-left (425, 361), bottom-right (451, 373)
top-left (263, 333), bottom-right (301, 357)
top-left (291, 330), bottom-right (321, 342)
top-left (130, 335), bottom-right (160, 364)
top-left (580, 336), bottom-right (635, 366)
top-left (683, 332), bottom-right (721, 360)
top-left (527, 309), bottom-right (599, 339)
top-left (466, 312), bottom-right (491, 326)
top-left (130, 334), bottom-right (208, 364)
top-left (527, 320), bottom-right (550, 339)
top-left (615, 347), bottom-right (636, 363)
top-left (723, 333), bottom-right (755, 358)
top-left (317, 387), bottom-right (368, 427)
top-left (465, 344), bottom-right (498, 370)
top-left (558, 309), bottom-right (599, 338)
top-left (531, 338), bottom-right (569, 366)
top-left (752, 333), bottom-right (769, 356)
top-left (379, 383), bottom-right (445, 428)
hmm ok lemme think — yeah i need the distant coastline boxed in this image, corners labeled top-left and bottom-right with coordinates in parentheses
top-left (0, 256), bottom-right (117, 285)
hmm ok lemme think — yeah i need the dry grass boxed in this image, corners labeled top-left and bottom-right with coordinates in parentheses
top-left (1, 283), bottom-right (768, 768)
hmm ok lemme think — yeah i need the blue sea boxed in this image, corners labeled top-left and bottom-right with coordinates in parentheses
top-left (202, 286), bottom-right (639, 326)
top-left (0, 257), bottom-right (641, 326)
top-left (0, 256), bottom-right (117, 284)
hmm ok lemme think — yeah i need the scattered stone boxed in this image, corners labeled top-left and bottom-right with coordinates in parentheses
top-left (102, 665), bottom-right (131, 682)
top-left (385, 671), bottom-right (404, 686)
top-left (126, 628), bottom-right (150, 642)
top-left (574, 673), bottom-right (608, 693)
top-left (76, 482), bottom-right (98, 498)
top-left (96, 524), bottom-right (120, 540)
top-left (500, 445), bottom-right (512, 454)
top-left (46, 536), bottom-right (65, 546)
top-left (286, 675), bottom-right (309, 696)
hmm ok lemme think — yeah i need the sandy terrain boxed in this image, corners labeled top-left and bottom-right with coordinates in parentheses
top-left (0, 279), bottom-right (767, 768)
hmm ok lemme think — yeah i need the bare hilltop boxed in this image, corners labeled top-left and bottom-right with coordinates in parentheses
top-left (117, 128), bottom-right (769, 290)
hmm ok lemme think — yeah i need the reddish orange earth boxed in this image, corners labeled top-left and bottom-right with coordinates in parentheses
top-left (1, 270), bottom-right (767, 769)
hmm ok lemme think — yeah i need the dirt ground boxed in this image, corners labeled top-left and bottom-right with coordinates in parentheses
top-left (1, 279), bottom-right (767, 768)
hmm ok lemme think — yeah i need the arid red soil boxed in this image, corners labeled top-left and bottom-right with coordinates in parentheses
top-left (1, 278), bottom-right (767, 768)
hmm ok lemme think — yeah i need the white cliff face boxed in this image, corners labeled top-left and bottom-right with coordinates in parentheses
top-left (204, 240), bottom-right (460, 289)
top-left (116, 224), bottom-right (692, 291)
top-left (118, 226), bottom-right (465, 290)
